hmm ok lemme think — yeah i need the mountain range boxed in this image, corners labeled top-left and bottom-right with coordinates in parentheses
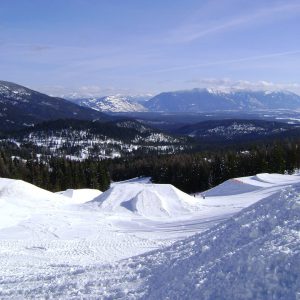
top-left (144, 88), bottom-right (300, 112)
top-left (67, 88), bottom-right (300, 113)
top-left (0, 80), bottom-right (110, 131)
top-left (2, 80), bottom-right (300, 136)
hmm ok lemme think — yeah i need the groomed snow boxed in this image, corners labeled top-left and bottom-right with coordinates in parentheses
top-left (0, 173), bottom-right (299, 298)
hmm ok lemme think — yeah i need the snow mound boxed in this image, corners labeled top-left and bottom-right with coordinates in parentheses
top-left (0, 178), bottom-right (65, 229)
top-left (57, 188), bottom-right (102, 204)
top-left (90, 183), bottom-right (200, 218)
top-left (204, 178), bottom-right (262, 196)
top-left (254, 173), bottom-right (300, 184)
top-left (0, 178), bottom-right (63, 207)
top-left (204, 173), bottom-right (300, 196)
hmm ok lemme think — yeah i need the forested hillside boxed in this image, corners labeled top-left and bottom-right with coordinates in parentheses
top-left (2, 136), bottom-right (299, 194)
top-left (107, 139), bottom-right (300, 193)
top-left (0, 145), bottom-right (110, 192)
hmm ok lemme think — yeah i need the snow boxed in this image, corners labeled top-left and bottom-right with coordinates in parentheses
top-left (56, 188), bottom-right (102, 204)
top-left (207, 123), bottom-right (266, 135)
top-left (204, 173), bottom-right (300, 197)
top-left (78, 95), bottom-right (148, 112)
top-left (0, 173), bottom-right (299, 298)
top-left (90, 183), bottom-right (200, 219)
top-left (100, 185), bottom-right (299, 300)
top-left (0, 178), bottom-right (65, 230)
top-left (4, 127), bottom-right (186, 160)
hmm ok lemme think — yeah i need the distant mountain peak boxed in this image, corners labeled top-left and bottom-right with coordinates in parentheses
top-left (0, 80), bottom-right (110, 131)
top-left (144, 88), bottom-right (300, 112)
top-left (68, 94), bottom-right (150, 113)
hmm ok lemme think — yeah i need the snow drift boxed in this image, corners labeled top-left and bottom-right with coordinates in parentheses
top-left (90, 182), bottom-right (201, 218)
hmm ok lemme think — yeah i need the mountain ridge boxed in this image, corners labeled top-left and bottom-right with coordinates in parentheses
top-left (144, 88), bottom-right (300, 112)
top-left (68, 95), bottom-right (150, 113)
top-left (0, 80), bottom-right (111, 131)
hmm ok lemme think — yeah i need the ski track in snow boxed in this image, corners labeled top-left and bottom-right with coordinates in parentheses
top-left (0, 174), bottom-right (299, 298)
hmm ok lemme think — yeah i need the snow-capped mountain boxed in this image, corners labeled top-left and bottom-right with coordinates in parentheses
top-left (0, 81), bottom-right (110, 131)
top-left (69, 95), bottom-right (150, 113)
top-left (145, 88), bottom-right (300, 112)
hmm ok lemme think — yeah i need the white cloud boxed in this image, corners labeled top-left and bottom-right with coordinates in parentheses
top-left (185, 78), bottom-right (300, 95)
top-left (37, 78), bottom-right (300, 98)
top-left (37, 85), bottom-right (135, 98)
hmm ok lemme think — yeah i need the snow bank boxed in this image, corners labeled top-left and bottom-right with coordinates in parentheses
top-left (57, 188), bottom-right (102, 204)
top-left (90, 183), bottom-right (200, 218)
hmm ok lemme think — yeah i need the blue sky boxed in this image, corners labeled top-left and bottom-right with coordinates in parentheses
top-left (1, 0), bottom-right (300, 96)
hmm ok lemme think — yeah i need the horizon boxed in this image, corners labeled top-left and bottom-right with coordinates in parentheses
top-left (1, 0), bottom-right (300, 96)
top-left (2, 79), bottom-right (300, 98)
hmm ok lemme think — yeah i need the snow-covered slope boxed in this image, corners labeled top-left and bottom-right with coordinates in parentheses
top-left (70, 95), bottom-right (149, 112)
top-left (90, 183), bottom-right (200, 218)
top-left (0, 174), bottom-right (299, 298)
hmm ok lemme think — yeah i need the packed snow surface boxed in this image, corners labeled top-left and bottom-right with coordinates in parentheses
top-left (0, 173), bottom-right (299, 298)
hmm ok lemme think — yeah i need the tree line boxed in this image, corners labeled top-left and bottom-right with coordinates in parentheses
top-left (107, 139), bottom-right (300, 193)
top-left (0, 145), bottom-right (110, 192)
top-left (1, 138), bottom-right (300, 194)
